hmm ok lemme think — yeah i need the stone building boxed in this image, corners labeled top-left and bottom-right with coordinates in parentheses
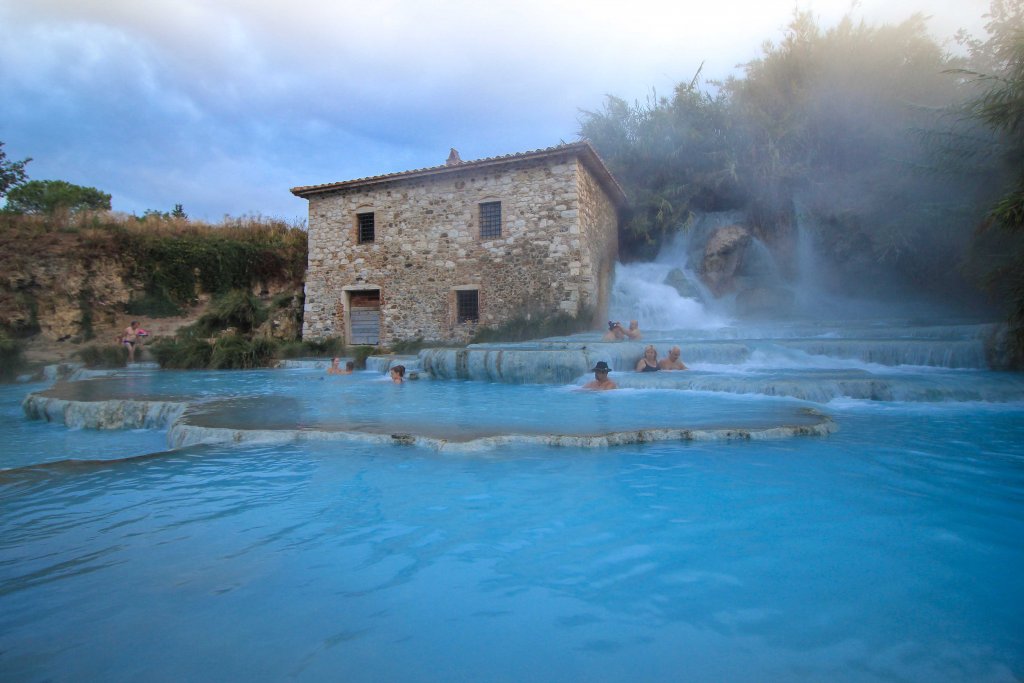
top-left (292, 141), bottom-right (626, 345)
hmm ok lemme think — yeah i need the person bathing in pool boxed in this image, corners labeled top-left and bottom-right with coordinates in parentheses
top-left (635, 345), bottom-right (660, 372)
top-left (602, 321), bottom-right (627, 341)
top-left (658, 345), bottom-right (688, 370)
top-left (327, 358), bottom-right (354, 375)
top-left (582, 361), bottom-right (617, 390)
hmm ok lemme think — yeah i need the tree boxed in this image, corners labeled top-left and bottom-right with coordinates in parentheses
top-left (4, 179), bottom-right (111, 214)
top-left (579, 74), bottom-right (740, 260)
top-left (0, 142), bottom-right (31, 199)
top-left (955, 0), bottom-right (1024, 365)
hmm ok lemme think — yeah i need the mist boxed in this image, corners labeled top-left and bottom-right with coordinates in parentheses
top-left (581, 6), bottom-right (1020, 323)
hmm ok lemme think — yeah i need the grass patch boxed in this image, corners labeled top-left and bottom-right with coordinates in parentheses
top-left (150, 337), bottom-right (214, 369)
top-left (386, 337), bottom-right (443, 354)
top-left (469, 308), bottom-right (595, 344)
top-left (76, 344), bottom-right (127, 368)
top-left (209, 334), bottom-right (278, 369)
top-left (276, 336), bottom-right (346, 359)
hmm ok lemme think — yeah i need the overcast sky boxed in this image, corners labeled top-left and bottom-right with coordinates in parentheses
top-left (0, 0), bottom-right (990, 223)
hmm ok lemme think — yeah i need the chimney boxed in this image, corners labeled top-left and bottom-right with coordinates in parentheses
top-left (446, 148), bottom-right (462, 166)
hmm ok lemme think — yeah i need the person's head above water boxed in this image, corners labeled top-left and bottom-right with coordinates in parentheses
top-left (583, 361), bottom-right (617, 390)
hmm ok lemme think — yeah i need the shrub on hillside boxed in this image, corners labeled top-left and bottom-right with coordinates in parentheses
top-left (191, 290), bottom-right (268, 336)
top-left (276, 336), bottom-right (346, 359)
top-left (0, 335), bottom-right (25, 382)
top-left (150, 337), bottom-right (213, 369)
top-left (151, 333), bottom-right (278, 370)
top-left (209, 334), bottom-right (278, 369)
top-left (76, 344), bottom-right (127, 368)
top-left (470, 308), bottom-right (595, 343)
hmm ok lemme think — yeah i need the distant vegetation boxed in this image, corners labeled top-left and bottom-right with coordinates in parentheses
top-left (4, 180), bottom-right (111, 215)
top-left (0, 211), bottom-right (308, 376)
top-left (120, 214), bottom-right (308, 317)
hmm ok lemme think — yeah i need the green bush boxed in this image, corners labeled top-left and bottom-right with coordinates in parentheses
top-left (387, 337), bottom-right (432, 354)
top-left (301, 337), bottom-right (346, 357)
top-left (76, 344), bottom-right (127, 368)
top-left (350, 345), bottom-right (375, 369)
top-left (128, 227), bottom-right (306, 311)
top-left (190, 290), bottom-right (268, 336)
top-left (151, 334), bottom-right (278, 370)
top-left (209, 334), bottom-right (278, 369)
top-left (150, 337), bottom-right (213, 369)
top-left (0, 335), bottom-right (25, 382)
top-left (126, 289), bottom-right (182, 317)
top-left (270, 291), bottom-right (296, 309)
top-left (470, 308), bottom-right (595, 343)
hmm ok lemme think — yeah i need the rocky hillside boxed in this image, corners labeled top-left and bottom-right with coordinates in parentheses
top-left (0, 213), bottom-right (307, 363)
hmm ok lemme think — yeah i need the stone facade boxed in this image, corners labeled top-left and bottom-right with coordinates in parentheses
top-left (293, 142), bottom-right (625, 345)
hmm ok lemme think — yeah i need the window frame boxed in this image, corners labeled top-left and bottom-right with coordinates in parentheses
top-left (356, 211), bottom-right (375, 244)
top-left (455, 288), bottom-right (480, 324)
top-left (478, 201), bottom-right (502, 240)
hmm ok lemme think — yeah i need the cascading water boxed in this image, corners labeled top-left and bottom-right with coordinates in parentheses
top-left (607, 213), bottom-right (740, 330)
top-left (607, 259), bottom-right (726, 330)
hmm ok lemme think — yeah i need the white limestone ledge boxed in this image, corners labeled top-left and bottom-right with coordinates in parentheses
top-left (23, 390), bottom-right (836, 452)
top-left (167, 408), bottom-right (837, 452)
top-left (22, 393), bottom-right (188, 430)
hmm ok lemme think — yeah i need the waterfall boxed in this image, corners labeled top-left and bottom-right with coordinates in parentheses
top-left (608, 214), bottom-right (741, 331)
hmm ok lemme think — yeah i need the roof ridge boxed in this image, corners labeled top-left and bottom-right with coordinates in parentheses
top-left (290, 141), bottom-right (619, 200)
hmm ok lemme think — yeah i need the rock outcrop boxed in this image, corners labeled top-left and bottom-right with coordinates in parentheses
top-left (699, 224), bottom-right (752, 297)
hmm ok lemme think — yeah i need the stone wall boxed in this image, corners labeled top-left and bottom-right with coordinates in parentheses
top-left (575, 160), bottom-right (620, 323)
top-left (303, 151), bottom-right (620, 344)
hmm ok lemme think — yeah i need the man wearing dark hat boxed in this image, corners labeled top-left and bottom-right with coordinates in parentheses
top-left (582, 361), bottom-right (617, 390)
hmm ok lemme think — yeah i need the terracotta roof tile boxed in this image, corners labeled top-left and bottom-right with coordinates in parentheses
top-left (290, 140), bottom-right (627, 206)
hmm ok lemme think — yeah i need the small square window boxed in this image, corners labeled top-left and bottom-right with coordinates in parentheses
top-left (479, 201), bottom-right (501, 239)
top-left (456, 289), bottom-right (479, 323)
top-left (357, 212), bottom-right (375, 243)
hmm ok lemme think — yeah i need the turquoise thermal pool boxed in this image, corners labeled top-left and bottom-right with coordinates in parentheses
top-left (2, 319), bottom-right (1023, 682)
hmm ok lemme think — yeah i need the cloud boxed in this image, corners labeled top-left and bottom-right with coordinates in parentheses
top-left (0, 0), bottom-right (990, 222)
